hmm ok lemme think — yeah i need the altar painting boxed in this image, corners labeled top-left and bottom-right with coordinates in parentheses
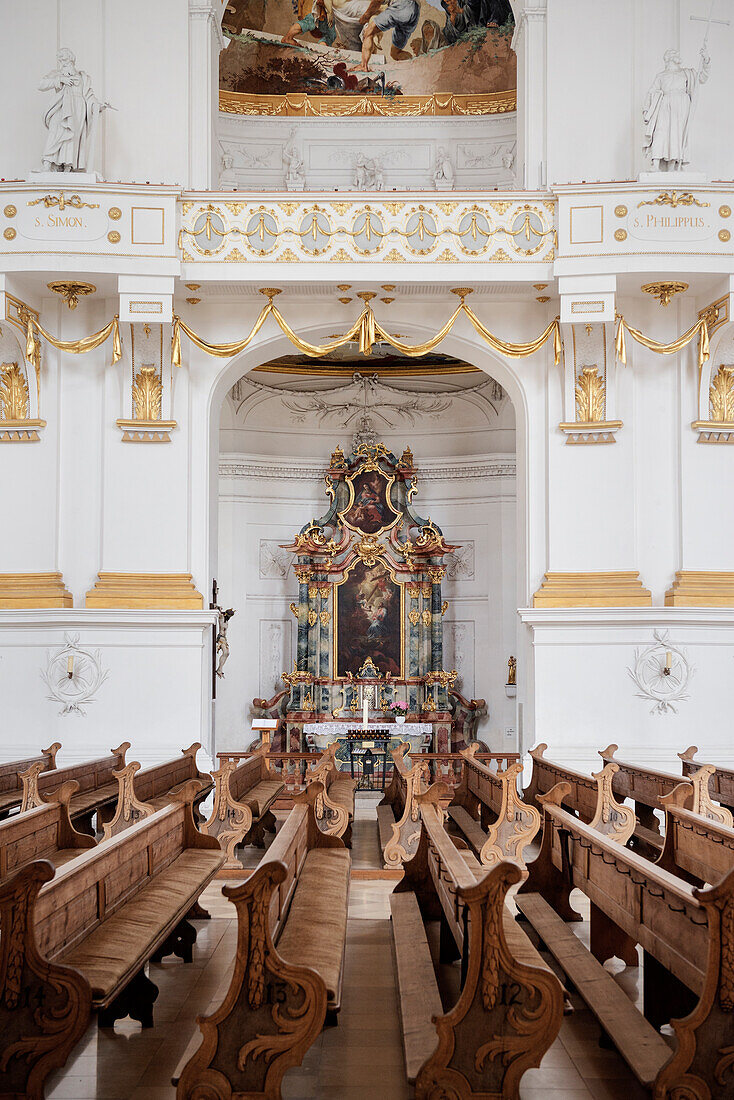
top-left (220, 0), bottom-right (515, 103)
top-left (341, 469), bottom-right (399, 535)
top-left (335, 560), bottom-right (403, 678)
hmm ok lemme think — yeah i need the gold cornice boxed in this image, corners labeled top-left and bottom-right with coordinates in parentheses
top-left (665, 571), bottom-right (734, 607)
top-left (252, 362), bottom-right (481, 378)
top-left (0, 572), bottom-right (73, 608)
top-left (533, 572), bottom-right (652, 608)
top-left (0, 418), bottom-right (46, 443)
top-left (218, 89), bottom-right (516, 118)
top-left (85, 573), bottom-right (204, 609)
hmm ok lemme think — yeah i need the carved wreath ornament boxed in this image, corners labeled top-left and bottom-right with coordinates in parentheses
top-left (41, 632), bottom-right (109, 715)
top-left (627, 629), bottom-right (692, 715)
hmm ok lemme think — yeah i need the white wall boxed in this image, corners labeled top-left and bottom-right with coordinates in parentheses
top-left (545, 0), bottom-right (734, 187)
top-left (0, 0), bottom-right (212, 187)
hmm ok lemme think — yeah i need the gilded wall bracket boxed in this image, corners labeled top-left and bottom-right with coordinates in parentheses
top-left (559, 320), bottom-right (622, 444)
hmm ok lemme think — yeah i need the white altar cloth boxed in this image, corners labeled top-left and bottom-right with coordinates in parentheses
top-left (304, 721), bottom-right (432, 755)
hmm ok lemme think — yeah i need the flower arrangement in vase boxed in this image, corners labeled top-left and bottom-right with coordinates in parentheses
top-left (389, 701), bottom-right (409, 725)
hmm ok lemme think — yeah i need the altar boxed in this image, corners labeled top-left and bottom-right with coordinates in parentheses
top-left (252, 442), bottom-right (487, 756)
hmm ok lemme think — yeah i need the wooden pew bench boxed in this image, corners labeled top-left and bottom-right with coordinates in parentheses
top-left (0, 741), bottom-right (60, 819)
top-left (680, 744), bottom-right (734, 815)
top-left (599, 744), bottom-right (733, 853)
top-left (20, 742), bottom-right (131, 834)
top-left (390, 784), bottom-right (563, 1098)
top-left (0, 782), bottom-right (225, 1099)
top-left (306, 741), bottom-right (356, 846)
top-left (516, 781), bottom-right (734, 1096)
top-left (524, 742), bottom-right (602, 822)
top-left (174, 782), bottom-right (351, 1100)
top-left (0, 780), bottom-right (96, 883)
top-left (378, 742), bottom-right (430, 868)
top-left (657, 778), bottom-right (734, 885)
top-left (200, 745), bottom-right (285, 867)
top-left (102, 742), bottom-right (214, 840)
top-left (448, 743), bottom-right (541, 871)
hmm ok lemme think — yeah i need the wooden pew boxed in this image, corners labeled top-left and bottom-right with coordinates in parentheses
top-left (599, 743), bottom-right (733, 851)
top-left (0, 741), bottom-right (61, 819)
top-left (200, 745), bottom-right (285, 867)
top-left (523, 742), bottom-right (601, 822)
top-left (448, 743), bottom-right (541, 871)
top-left (378, 742), bottom-right (430, 868)
top-left (680, 744), bottom-right (734, 815)
top-left (305, 741), bottom-right (356, 846)
top-left (174, 782), bottom-right (351, 1100)
top-left (517, 782), bottom-right (734, 1096)
top-left (657, 778), bottom-right (734, 885)
top-left (0, 780), bottom-right (96, 883)
top-left (20, 742), bottom-right (131, 834)
top-left (0, 781), bottom-right (224, 1099)
top-left (390, 784), bottom-right (563, 1097)
top-left (101, 743), bottom-right (214, 840)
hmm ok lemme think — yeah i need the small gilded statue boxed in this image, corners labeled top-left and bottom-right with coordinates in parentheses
top-left (506, 655), bottom-right (517, 686)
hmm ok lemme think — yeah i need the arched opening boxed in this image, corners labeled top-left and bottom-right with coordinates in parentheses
top-left (203, 322), bottom-right (531, 760)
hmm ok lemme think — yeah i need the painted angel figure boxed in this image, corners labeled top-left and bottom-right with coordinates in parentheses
top-left (39, 48), bottom-right (112, 173)
top-left (643, 48), bottom-right (710, 171)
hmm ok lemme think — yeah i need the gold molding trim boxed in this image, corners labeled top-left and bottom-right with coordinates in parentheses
top-left (533, 572), bottom-right (652, 608)
top-left (665, 572), bottom-right (734, 607)
top-left (85, 573), bottom-right (204, 609)
top-left (0, 418), bottom-right (46, 443)
top-left (558, 419), bottom-right (622, 445)
top-left (116, 418), bottom-right (176, 443)
top-left (0, 572), bottom-right (73, 608)
top-left (218, 89), bottom-right (516, 118)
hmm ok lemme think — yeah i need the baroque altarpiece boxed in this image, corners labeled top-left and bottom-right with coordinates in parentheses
top-left (254, 442), bottom-right (485, 754)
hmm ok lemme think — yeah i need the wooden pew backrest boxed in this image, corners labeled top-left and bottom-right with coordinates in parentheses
top-left (20, 743), bottom-right (131, 812)
top-left (0, 781), bottom-right (96, 881)
top-left (0, 742), bottom-right (61, 795)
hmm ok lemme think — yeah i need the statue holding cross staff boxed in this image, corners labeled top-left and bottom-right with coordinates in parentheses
top-left (642, 3), bottom-right (727, 172)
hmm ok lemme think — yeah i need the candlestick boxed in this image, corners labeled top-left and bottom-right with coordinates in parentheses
top-left (67, 654), bottom-right (74, 678)
top-left (665, 651), bottom-right (672, 669)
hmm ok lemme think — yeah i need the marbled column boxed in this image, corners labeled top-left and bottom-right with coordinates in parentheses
top-left (295, 563), bottom-right (311, 674)
top-left (408, 584), bottom-right (420, 678)
top-left (430, 567), bottom-right (446, 709)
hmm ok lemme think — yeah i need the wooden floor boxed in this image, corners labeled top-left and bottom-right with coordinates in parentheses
top-left (46, 792), bottom-right (652, 1099)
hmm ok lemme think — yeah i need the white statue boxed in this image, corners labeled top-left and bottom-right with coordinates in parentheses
top-left (283, 128), bottom-right (306, 192)
top-left (643, 48), bottom-right (710, 171)
top-left (433, 147), bottom-right (455, 191)
top-left (354, 153), bottom-right (384, 192)
top-left (39, 48), bottom-right (112, 173)
top-left (219, 150), bottom-right (237, 190)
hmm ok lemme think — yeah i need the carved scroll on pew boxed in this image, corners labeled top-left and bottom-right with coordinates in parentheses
top-left (0, 742), bottom-right (61, 820)
top-left (683, 762), bottom-right (734, 827)
top-left (451, 743), bottom-right (541, 870)
top-left (523, 742), bottom-right (600, 821)
top-left (200, 758), bottom-right (253, 869)
top-left (102, 762), bottom-right (155, 840)
top-left (588, 762), bottom-right (636, 844)
top-left (394, 784), bottom-right (563, 1097)
top-left (383, 743), bottom-right (430, 869)
top-left (680, 745), bottom-right (734, 813)
top-left (521, 782), bottom-right (734, 1096)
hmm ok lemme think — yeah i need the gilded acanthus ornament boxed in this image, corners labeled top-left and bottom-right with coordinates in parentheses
top-left (0, 363), bottom-right (29, 421)
top-left (710, 366), bottom-right (734, 422)
top-left (132, 365), bottom-right (162, 421)
top-left (575, 366), bottom-right (605, 423)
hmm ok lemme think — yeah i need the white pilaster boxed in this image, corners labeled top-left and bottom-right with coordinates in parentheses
top-left (513, 0), bottom-right (547, 191)
top-left (188, 1), bottom-right (226, 190)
